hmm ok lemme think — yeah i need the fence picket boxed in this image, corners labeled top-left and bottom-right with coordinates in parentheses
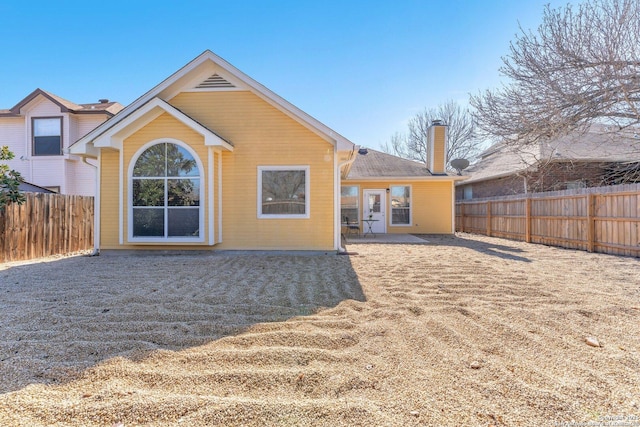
top-left (0, 193), bottom-right (94, 263)
top-left (456, 183), bottom-right (640, 257)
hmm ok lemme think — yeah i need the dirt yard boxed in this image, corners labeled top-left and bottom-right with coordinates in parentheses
top-left (0, 234), bottom-right (638, 426)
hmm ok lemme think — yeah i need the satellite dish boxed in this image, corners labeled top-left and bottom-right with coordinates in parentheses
top-left (450, 158), bottom-right (470, 175)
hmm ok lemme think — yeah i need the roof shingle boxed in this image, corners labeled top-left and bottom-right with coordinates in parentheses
top-left (347, 149), bottom-right (438, 179)
top-left (461, 127), bottom-right (640, 185)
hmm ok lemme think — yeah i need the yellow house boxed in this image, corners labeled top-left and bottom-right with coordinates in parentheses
top-left (71, 50), bottom-right (459, 253)
top-left (341, 121), bottom-right (461, 237)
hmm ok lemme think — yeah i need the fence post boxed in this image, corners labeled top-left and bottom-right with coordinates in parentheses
top-left (525, 197), bottom-right (532, 243)
top-left (486, 201), bottom-right (492, 237)
top-left (587, 193), bottom-right (595, 252)
top-left (459, 203), bottom-right (465, 232)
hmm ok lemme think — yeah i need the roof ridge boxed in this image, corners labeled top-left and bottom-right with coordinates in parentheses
top-left (1, 88), bottom-right (120, 116)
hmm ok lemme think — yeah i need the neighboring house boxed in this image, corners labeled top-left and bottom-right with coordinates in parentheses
top-left (0, 89), bottom-right (123, 195)
top-left (17, 181), bottom-right (56, 194)
top-left (456, 127), bottom-right (640, 200)
top-left (71, 50), bottom-right (461, 252)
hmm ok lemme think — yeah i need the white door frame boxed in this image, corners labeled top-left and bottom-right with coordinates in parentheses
top-left (363, 189), bottom-right (386, 234)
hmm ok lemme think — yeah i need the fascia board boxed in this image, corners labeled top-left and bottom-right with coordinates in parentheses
top-left (11, 89), bottom-right (71, 115)
top-left (344, 175), bottom-right (465, 182)
top-left (93, 102), bottom-right (164, 148)
top-left (91, 97), bottom-right (233, 152)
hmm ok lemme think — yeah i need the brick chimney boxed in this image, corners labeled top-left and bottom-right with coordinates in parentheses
top-left (427, 120), bottom-right (447, 174)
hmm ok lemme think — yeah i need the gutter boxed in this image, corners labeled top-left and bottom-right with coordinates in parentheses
top-left (81, 156), bottom-right (100, 256)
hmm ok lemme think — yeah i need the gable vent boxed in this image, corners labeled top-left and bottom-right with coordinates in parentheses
top-left (196, 73), bottom-right (235, 89)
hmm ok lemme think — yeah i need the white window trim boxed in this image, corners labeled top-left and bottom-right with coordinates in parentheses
top-left (207, 147), bottom-right (215, 245)
top-left (389, 184), bottom-right (412, 226)
top-left (257, 165), bottom-right (310, 219)
top-left (127, 138), bottom-right (205, 243)
top-left (32, 116), bottom-right (63, 157)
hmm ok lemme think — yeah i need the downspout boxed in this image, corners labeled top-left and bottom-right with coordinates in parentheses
top-left (335, 146), bottom-right (358, 253)
top-left (82, 156), bottom-right (100, 256)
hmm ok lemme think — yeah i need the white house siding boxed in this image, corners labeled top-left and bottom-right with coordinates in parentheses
top-left (64, 115), bottom-right (105, 195)
top-left (0, 117), bottom-right (29, 180)
top-left (21, 98), bottom-right (67, 192)
top-left (1, 95), bottom-right (110, 195)
top-left (65, 158), bottom-right (96, 196)
top-left (69, 115), bottom-right (80, 149)
top-left (77, 116), bottom-right (106, 138)
top-left (31, 158), bottom-right (65, 192)
top-left (25, 99), bottom-right (64, 124)
top-left (24, 98), bottom-right (67, 157)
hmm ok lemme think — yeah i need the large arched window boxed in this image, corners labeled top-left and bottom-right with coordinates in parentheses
top-left (130, 141), bottom-right (202, 241)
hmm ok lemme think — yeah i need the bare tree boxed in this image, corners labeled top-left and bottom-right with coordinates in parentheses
top-left (471, 0), bottom-right (640, 144)
top-left (383, 100), bottom-right (482, 166)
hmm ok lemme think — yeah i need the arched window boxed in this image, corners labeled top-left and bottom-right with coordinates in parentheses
top-left (130, 141), bottom-right (202, 240)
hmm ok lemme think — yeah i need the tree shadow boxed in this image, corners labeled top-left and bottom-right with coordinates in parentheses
top-left (412, 233), bottom-right (532, 262)
top-left (0, 251), bottom-right (365, 394)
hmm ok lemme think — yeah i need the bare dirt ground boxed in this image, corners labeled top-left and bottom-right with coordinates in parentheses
top-left (0, 233), bottom-right (638, 426)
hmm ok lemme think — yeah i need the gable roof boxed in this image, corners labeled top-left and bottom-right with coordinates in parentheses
top-left (72, 50), bottom-right (355, 155)
top-left (460, 128), bottom-right (640, 185)
top-left (0, 88), bottom-right (123, 117)
top-left (346, 148), bottom-right (457, 180)
top-left (73, 97), bottom-right (233, 156)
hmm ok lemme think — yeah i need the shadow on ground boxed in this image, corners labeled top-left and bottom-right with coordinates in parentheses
top-left (0, 251), bottom-right (365, 394)
top-left (343, 233), bottom-right (531, 262)
top-left (370, 233), bottom-right (533, 263)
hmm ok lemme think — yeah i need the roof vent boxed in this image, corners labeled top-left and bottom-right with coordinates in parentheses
top-left (358, 147), bottom-right (369, 155)
top-left (431, 119), bottom-right (444, 126)
top-left (99, 99), bottom-right (109, 104)
top-left (196, 73), bottom-right (235, 89)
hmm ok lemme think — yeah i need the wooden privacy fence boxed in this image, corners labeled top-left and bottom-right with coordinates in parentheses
top-left (456, 183), bottom-right (640, 257)
top-left (0, 193), bottom-right (94, 263)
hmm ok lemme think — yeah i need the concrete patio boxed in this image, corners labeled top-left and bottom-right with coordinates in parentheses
top-left (343, 233), bottom-right (428, 244)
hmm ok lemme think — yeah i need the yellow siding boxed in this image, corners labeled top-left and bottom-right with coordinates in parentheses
top-left (411, 180), bottom-right (453, 233)
top-left (342, 180), bottom-right (454, 234)
top-left (432, 126), bottom-right (446, 174)
top-left (171, 92), bottom-right (335, 250)
top-left (99, 91), bottom-right (335, 251)
top-left (100, 150), bottom-right (120, 248)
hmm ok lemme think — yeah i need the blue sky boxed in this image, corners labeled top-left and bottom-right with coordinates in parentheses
top-left (0, 0), bottom-right (570, 149)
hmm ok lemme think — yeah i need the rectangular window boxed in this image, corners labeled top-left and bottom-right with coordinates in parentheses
top-left (390, 185), bottom-right (411, 225)
top-left (258, 166), bottom-right (309, 218)
top-left (340, 186), bottom-right (359, 223)
top-left (33, 117), bottom-right (62, 156)
top-left (463, 186), bottom-right (473, 200)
